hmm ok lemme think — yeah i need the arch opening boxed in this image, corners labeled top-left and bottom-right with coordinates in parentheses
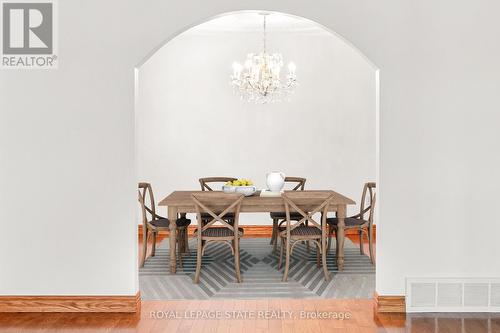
top-left (134, 10), bottom-right (380, 300)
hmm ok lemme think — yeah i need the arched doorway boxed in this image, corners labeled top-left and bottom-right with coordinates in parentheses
top-left (135, 10), bottom-right (380, 300)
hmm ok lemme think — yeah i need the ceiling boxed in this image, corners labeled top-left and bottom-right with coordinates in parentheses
top-left (187, 12), bottom-right (329, 34)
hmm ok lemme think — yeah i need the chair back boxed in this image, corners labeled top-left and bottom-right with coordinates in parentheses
top-left (199, 177), bottom-right (237, 191)
top-left (284, 177), bottom-right (306, 191)
top-left (191, 192), bottom-right (244, 237)
top-left (138, 182), bottom-right (158, 221)
top-left (359, 182), bottom-right (376, 221)
top-left (282, 191), bottom-right (335, 235)
top-left (368, 194), bottom-right (376, 228)
top-left (137, 189), bottom-right (149, 228)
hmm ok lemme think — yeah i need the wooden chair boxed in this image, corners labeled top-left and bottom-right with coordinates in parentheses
top-left (138, 183), bottom-right (191, 267)
top-left (199, 177), bottom-right (237, 225)
top-left (199, 177), bottom-right (237, 191)
top-left (192, 192), bottom-right (244, 283)
top-left (269, 177), bottom-right (306, 251)
top-left (327, 182), bottom-right (376, 265)
top-left (278, 191), bottom-right (335, 282)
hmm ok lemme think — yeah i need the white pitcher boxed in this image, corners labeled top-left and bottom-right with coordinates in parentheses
top-left (266, 172), bottom-right (286, 192)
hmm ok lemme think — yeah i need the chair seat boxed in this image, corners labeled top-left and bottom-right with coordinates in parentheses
top-left (270, 212), bottom-right (304, 220)
top-left (201, 212), bottom-right (235, 220)
top-left (327, 217), bottom-right (367, 228)
top-left (176, 217), bottom-right (192, 227)
top-left (194, 227), bottom-right (244, 238)
top-left (278, 226), bottom-right (322, 237)
top-left (149, 217), bottom-right (191, 228)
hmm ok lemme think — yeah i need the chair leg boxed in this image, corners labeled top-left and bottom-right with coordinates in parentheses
top-left (359, 229), bottom-right (365, 255)
top-left (140, 228), bottom-right (149, 268)
top-left (151, 231), bottom-right (157, 257)
top-left (278, 236), bottom-right (284, 269)
top-left (184, 228), bottom-right (190, 253)
top-left (321, 236), bottom-right (330, 281)
top-left (177, 238), bottom-right (183, 268)
top-left (177, 228), bottom-right (184, 254)
top-left (316, 242), bottom-right (321, 268)
top-left (368, 227), bottom-right (375, 265)
top-left (176, 228), bottom-right (187, 263)
top-left (140, 228), bottom-right (149, 267)
top-left (275, 222), bottom-right (283, 253)
top-left (234, 238), bottom-right (242, 283)
top-left (273, 219), bottom-right (282, 253)
top-left (335, 232), bottom-right (339, 261)
top-left (305, 220), bottom-right (310, 253)
top-left (182, 228), bottom-right (188, 253)
top-left (194, 239), bottom-right (203, 284)
top-left (327, 226), bottom-right (333, 253)
top-left (282, 239), bottom-right (291, 282)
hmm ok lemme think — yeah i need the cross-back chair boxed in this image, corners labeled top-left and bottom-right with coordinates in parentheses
top-left (198, 177), bottom-right (237, 225)
top-left (278, 191), bottom-right (335, 282)
top-left (199, 177), bottom-right (237, 191)
top-left (327, 182), bottom-right (376, 265)
top-left (192, 192), bottom-right (244, 284)
top-left (138, 182), bottom-right (191, 267)
top-left (269, 177), bottom-right (307, 250)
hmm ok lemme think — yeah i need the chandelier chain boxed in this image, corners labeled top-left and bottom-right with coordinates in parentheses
top-left (263, 15), bottom-right (266, 54)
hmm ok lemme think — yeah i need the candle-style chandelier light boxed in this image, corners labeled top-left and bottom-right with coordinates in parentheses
top-left (230, 13), bottom-right (298, 104)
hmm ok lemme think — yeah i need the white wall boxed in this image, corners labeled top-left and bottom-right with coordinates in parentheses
top-left (136, 18), bottom-right (377, 225)
top-left (1, 0), bottom-right (500, 300)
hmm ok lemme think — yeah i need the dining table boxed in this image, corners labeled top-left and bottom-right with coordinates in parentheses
top-left (158, 190), bottom-right (355, 274)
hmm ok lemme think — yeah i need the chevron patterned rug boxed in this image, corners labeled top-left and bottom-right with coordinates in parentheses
top-left (139, 238), bottom-right (375, 300)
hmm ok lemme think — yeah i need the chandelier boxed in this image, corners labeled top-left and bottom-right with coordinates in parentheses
top-left (230, 14), bottom-right (298, 104)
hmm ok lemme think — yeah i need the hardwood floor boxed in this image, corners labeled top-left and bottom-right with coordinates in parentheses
top-left (1, 299), bottom-right (499, 332)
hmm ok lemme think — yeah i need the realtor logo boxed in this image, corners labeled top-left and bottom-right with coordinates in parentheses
top-left (1, 0), bottom-right (57, 68)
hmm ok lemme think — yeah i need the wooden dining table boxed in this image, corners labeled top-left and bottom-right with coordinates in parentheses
top-left (158, 190), bottom-right (355, 274)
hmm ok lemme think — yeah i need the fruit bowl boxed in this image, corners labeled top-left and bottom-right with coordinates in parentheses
top-left (222, 185), bottom-right (257, 196)
top-left (236, 185), bottom-right (257, 196)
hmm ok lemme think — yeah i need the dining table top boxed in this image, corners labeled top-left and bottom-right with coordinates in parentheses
top-left (158, 190), bottom-right (355, 213)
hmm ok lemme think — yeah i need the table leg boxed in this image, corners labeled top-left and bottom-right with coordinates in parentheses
top-left (168, 206), bottom-right (178, 274)
top-left (321, 216), bottom-right (331, 280)
top-left (336, 205), bottom-right (346, 271)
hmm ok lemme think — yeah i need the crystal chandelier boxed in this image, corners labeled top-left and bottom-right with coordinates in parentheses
top-left (230, 14), bottom-right (298, 104)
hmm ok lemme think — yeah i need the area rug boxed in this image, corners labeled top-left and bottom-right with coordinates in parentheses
top-left (139, 238), bottom-right (375, 300)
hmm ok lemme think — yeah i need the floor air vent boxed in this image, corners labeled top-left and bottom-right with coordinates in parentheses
top-left (491, 283), bottom-right (500, 307)
top-left (406, 278), bottom-right (500, 312)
